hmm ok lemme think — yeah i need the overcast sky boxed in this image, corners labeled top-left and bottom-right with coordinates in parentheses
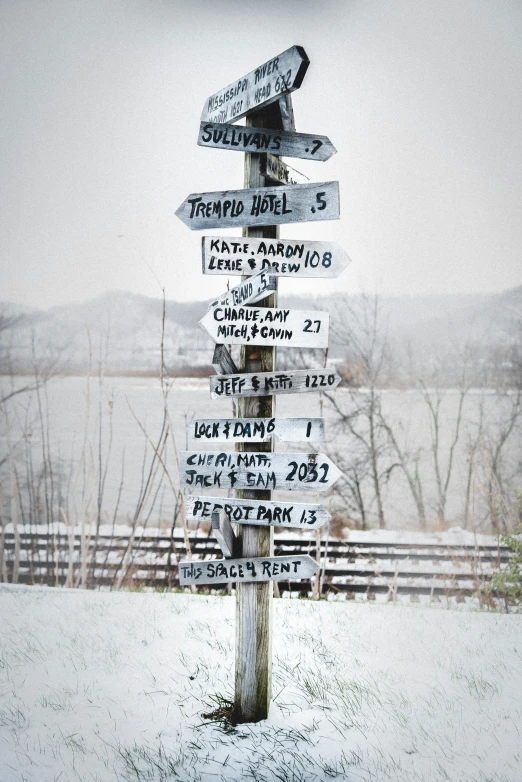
top-left (1, 0), bottom-right (521, 309)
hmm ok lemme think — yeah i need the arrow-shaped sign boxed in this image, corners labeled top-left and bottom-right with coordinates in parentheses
top-left (198, 121), bottom-right (336, 162)
top-left (210, 368), bottom-right (342, 398)
top-left (175, 182), bottom-right (340, 231)
top-left (178, 555), bottom-right (319, 586)
top-left (208, 267), bottom-right (276, 310)
top-left (199, 306), bottom-right (329, 348)
top-left (202, 236), bottom-right (350, 279)
top-left (190, 417), bottom-right (324, 443)
top-left (201, 45), bottom-right (310, 124)
top-left (180, 451), bottom-right (342, 492)
top-left (186, 495), bottom-right (330, 529)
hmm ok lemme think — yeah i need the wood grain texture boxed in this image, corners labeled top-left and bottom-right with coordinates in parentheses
top-left (208, 267), bottom-right (276, 309)
top-left (278, 94), bottom-right (295, 133)
top-left (211, 509), bottom-right (236, 559)
top-left (201, 45), bottom-right (309, 124)
top-left (189, 417), bottom-right (325, 442)
top-left (201, 236), bottom-right (350, 278)
top-left (210, 368), bottom-right (342, 399)
top-left (211, 344), bottom-right (239, 375)
top-left (234, 100), bottom-right (282, 725)
top-left (180, 451), bottom-right (342, 492)
top-left (198, 122), bottom-right (336, 162)
top-left (175, 181), bottom-right (340, 230)
top-left (178, 555), bottom-right (319, 586)
top-left (186, 495), bottom-right (330, 529)
top-left (199, 306), bottom-right (330, 348)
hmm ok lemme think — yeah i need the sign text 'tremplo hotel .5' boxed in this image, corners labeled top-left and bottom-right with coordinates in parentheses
top-left (175, 182), bottom-right (340, 230)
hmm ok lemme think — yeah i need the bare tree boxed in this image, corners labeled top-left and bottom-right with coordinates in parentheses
top-left (325, 293), bottom-right (394, 529)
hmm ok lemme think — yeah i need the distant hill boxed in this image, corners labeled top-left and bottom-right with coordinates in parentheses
top-left (0, 285), bottom-right (520, 385)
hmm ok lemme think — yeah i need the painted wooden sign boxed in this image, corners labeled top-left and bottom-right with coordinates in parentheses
top-left (178, 555), bottom-right (319, 586)
top-left (201, 45), bottom-right (309, 124)
top-left (198, 121), bottom-right (336, 162)
top-left (175, 182), bottom-right (340, 231)
top-left (210, 368), bottom-right (342, 399)
top-left (190, 417), bottom-right (324, 442)
top-left (180, 451), bottom-right (342, 492)
top-left (202, 236), bottom-right (350, 278)
top-left (262, 154), bottom-right (306, 186)
top-left (186, 495), bottom-right (330, 529)
top-left (199, 306), bottom-right (329, 349)
top-left (208, 267), bottom-right (276, 310)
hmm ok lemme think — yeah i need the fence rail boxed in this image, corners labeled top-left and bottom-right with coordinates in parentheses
top-left (0, 529), bottom-right (509, 601)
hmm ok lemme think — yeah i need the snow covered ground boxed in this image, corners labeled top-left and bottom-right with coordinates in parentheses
top-left (0, 586), bottom-right (521, 781)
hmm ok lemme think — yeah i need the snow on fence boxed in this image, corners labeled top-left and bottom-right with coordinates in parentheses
top-left (0, 528), bottom-right (509, 601)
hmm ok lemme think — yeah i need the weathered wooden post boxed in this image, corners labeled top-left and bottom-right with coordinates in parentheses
top-left (234, 98), bottom-right (284, 723)
top-left (175, 45), bottom-right (348, 724)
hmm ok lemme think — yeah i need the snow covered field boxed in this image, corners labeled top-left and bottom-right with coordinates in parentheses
top-left (0, 586), bottom-right (521, 781)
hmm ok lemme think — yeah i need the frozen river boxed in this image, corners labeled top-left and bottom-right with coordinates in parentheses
top-left (1, 375), bottom-right (518, 531)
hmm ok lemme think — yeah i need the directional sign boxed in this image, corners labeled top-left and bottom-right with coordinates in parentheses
top-left (198, 121), bottom-right (336, 162)
top-left (262, 154), bottom-right (307, 186)
top-left (202, 236), bottom-right (350, 278)
top-left (178, 555), bottom-right (319, 586)
top-left (199, 306), bottom-right (329, 349)
top-left (208, 267), bottom-right (276, 309)
top-left (180, 451), bottom-right (342, 492)
top-left (210, 368), bottom-right (342, 399)
top-left (186, 495), bottom-right (330, 529)
top-left (201, 45), bottom-right (309, 124)
top-left (175, 182), bottom-right (340, 231)
top-left (190, 417), bottom-right (324, 443)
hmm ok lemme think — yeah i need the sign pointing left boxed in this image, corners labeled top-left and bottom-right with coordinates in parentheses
top-left (199, 306), bottom-right (329, 348)
top-left (175, 181), bottom-right (340, 231)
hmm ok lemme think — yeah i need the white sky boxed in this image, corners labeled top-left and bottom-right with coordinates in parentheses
top-left (1, 0), bottom-right (521, 309)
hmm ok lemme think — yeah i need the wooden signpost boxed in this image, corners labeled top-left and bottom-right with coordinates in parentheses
top-left (199, 305), bottom-right (329, 348)
top-left (186, 495), bottom-right (330, 529)
top-left (190, 416), bottom-right (324, 442)
top-left (202, 236), bottom-right (350, 278)
top-left (198, 121), bottom-right (337, 161)
top-left (201, 45), bottom-right (309, 124)
top-left (210, 368), bottom-right (342, 399)
top-left (175, 46), bottom-right (347, 724)
top-left (175, 181), bottom-right (340, 230)
top-left (180, 451), bottom-right (341, 492)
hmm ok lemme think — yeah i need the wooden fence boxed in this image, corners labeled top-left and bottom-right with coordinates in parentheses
top-left (0, 529), bottom-right (509, 601)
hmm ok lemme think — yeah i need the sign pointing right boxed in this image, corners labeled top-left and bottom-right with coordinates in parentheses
top-left (180, 451), bottom-right (342, 492)
top-left (201, 45), bottom-right (310, 124)
top-left (198, 121), bottom-right (337, 162)
top-left (202, 236), bottom-right (350, 279)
